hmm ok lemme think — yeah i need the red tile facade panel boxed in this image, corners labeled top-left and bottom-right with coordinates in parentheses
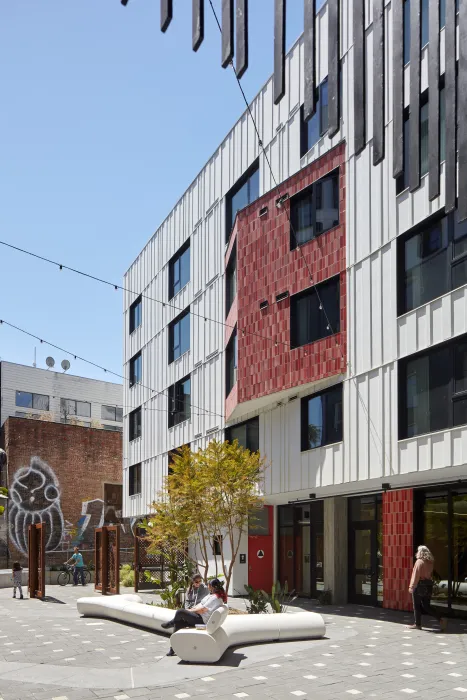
top-left (227, 143), bottom-right (346, 411)
top-left (383, 489), bottom-right (414, 611)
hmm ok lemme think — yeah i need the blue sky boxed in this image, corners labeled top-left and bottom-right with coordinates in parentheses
top-left (0, 1), bottom-right (304, 383)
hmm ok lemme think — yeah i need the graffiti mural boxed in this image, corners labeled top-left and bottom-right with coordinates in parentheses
top-left (75, 499), bottom-right (105, 548)
top-left (9, 456), bottom-right (64, 555)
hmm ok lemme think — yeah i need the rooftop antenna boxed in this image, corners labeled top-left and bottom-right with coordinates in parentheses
top-left (61, 359), bottom-right (71, 373)
top-left (33, 347), bottom-right (37, 368)
top-left (46, 356), bottom-right (55, 370)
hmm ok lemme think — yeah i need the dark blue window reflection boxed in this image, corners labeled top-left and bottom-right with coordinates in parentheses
top-left (226, 161), bottom-right (260, 238)
top-left (129, 296), bottom-right (142, 333)
top-left (301, 78), bottom-right (329, 156)
top-left (169, 309), bottom-right (190, 363)
top-left (129, 352), bottom-right (142, 387)
top-left (169, 241), bottom-right (190, 299)
top-left (405, 0), bottom-right (458, 64)
top-left (301, 384), bottom-right (343, 451)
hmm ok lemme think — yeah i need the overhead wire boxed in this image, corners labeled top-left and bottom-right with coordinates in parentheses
top-left (207, 0), bottom-right (392, 472)
top-left (0, 320), bottom-right (224, 420)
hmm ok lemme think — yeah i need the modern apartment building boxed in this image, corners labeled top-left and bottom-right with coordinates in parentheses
top-left (0, 361), bottom-right (123, 431)
top-left (123, 1), bottom-right (467, 613)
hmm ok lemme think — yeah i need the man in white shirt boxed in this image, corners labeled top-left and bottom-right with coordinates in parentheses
top-left (161, 578), bottom-right (227, 656)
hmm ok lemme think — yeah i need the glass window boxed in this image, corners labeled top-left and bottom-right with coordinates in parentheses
top-left (226, 244), bottom-right (237, 317)
top-left (129, 295), bottom-right (142, 334)
top-left (225, 329), bottom-right (237, 396)
top-left (76, 401), bottom-right (91, 418)
top-left (291, 170), bottom-right (339, 248)
top-left (129, 463), bottom-right (141, 496)
top-left (169, 241), bottom-right (190, 300)
top-left (169, 309), bottom-right (190, 363)
top-left (16, 391), bottom-right (33, 408)
top-left (400, 336), bottom-right (467, 439)
top-left (61, 398), bottom-right (76, 417)
top-left (168, 375), bottom-right (191, 428)
top-left (420, 101), bottom-right (429, 176)
top-left (32, 393), bottom-right (49, 410)
top-left (248, 507), bottom-right (269, 535)
top-left (301, 384), bottom-right (343, 451)
top-left (350, 497), bottom-right (377, 522)
top-left (129, 407), bottom-right (142, 441)
top-left (440, 87), bottom-right (446, 162)
top-left (226, 160), bottom-right (260, 238)
top-left (300, 78), bottom-right (329, 156)
top-left (291, 276), bottom-right (340, 348)
top-left (399, 211), bottom-right (467, 315)
top-left (129, 352), bottom-right (142, 387)
top-left (226, 416), bottom-right (259, 452)
top-left (101, 405), bottom-right (123, 422)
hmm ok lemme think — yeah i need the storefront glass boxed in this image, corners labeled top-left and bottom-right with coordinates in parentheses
top-left (278, 501), bottom-right (324, 597)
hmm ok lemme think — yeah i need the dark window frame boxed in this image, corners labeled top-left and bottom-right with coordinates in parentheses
top-left (397, 209), bottom-right (467, 315)
top-left (101, 405), bottom-right (123, 422)
top-left (169, 240), bottom-right (191, 300)
top-left (168, 308), bottom-right (190, 364)
top-left (290, 169), bottom-right (340, 249)
top-left (225, 243), bottom-right (237, 317)
top-left (290, 274), bottom-right (341, 349)
top-left (225, 416), bottom-right (259, 452)
top-left (399, 334), bottom-right (467, 440)
top-left (301, 383), bottom-right (343, 451)
top-left (129, 295), bottom-right (142, 334)
top-left (15, 391), bottom-right (50, 411)
top-left (168, 375), bottom-right (191, 428)
top-left (225, 158), bottom-right (260, 242)
top-left (60, 397), bottom-right (91, 418)
top-left (225, 328), bottom-right (238, 397)
top-left (300, 78), bottom-right (329, 156)
top-left (129, 407), bottom-right (142, 442)
top-left (129, 351), bottom-right (142, 388)
top-left (129, 463), bottom-right (142, 496)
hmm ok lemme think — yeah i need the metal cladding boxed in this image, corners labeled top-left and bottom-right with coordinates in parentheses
top-left (236, 0), bottom-right (248, 79)
top-left (119, 0), bottom-right (467, 211)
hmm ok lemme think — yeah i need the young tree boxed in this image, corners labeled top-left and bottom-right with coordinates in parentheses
top-left (144, 440), bottom-right (266, 592)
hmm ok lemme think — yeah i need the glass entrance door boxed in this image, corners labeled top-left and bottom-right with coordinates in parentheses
top-left (278, 501), bottom-right (324, 598)
top-left (348, 495), bottom-right (383, 605)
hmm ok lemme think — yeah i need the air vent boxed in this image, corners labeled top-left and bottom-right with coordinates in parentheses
top-left (259, 206), bottom-right (268, 217)
top-left (276, 291), bottom-right (289, 303)
top-left (288, 395), bottom-right (298, 402)
top-left (259, 299), bottom-right (269, 310)
top-left (276, 193), bottom-right (289, 208)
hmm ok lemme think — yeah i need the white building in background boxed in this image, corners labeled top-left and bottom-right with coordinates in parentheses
top-left (123, 1), bottom-right (467, 613)
top-left (0, 361), bottom-right (123, 432)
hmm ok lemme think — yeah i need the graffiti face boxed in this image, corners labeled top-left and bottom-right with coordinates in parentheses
top-left (9, 457), bottom-right (64, 555)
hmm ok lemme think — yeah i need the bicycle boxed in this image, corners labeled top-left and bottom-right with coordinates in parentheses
top-left (57, 564), bottom-right (91, 586)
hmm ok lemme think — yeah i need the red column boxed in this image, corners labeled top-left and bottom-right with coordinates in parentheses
top-left (383, 489), bottom-right (414, 611)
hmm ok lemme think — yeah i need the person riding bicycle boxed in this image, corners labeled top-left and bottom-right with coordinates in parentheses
top-left (65, 546), bottom-right (86, 586)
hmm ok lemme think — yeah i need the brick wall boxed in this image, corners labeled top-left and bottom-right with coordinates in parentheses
top-left (228, 143), bottom-right (346, 413)
top-left (383, 489), bottom-right (414, 611)
top-left (0, 417), bottom-right (131, 567)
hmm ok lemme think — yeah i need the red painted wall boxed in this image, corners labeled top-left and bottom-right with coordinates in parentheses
top-left (227, 143), bottom-right (346, 415)
top-left (248, 505), bottom-right (274, 591)
top-left (383, 489), bottom-right (414, 611)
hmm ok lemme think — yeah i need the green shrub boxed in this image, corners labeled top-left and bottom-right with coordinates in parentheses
top-left (243, 585), bottom-right (269, 614)
top-left (119, 564), bottom-right (135, 588)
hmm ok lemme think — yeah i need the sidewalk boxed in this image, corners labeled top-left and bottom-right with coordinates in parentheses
top-left (0, 586), bottom-right (465, 699)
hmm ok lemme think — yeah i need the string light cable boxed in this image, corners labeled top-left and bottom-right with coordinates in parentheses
top-left (0, 319), bottom-right (224, 420)
top-left (207, 0), bottom-right (392, 473)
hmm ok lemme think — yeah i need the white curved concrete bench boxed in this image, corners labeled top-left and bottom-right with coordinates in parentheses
top-left (76, 594), bottom-right (326, 663)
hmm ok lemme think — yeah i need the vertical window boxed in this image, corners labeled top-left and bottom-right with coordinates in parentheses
top-left (225, 160), bottom-right (260, 239)
top-left (129, 463), bottom-right (142, 496)
top-left (129, 296), bottom-right (142, 334)
top-left (168, 376), bottom-right (191, 428)
top-left (398, 211), bottom-right (467, 314)
top-left (397, 94), bottom-right (430, 194)
top-left (291, 170), bottom-right (339, 248)
top-left (129, 407), bottom-right (142, 441)
top-left (290, 276), bottom-right (340, 348)
top-left (225, 416), bottom-right (259, 452)
top-left (301, 384), bottom-right (343, 451)
top-left (226, 243), bottom-right (237, 317)
top-left (212, 536), bottom-right (223, 556)
top-left (300, 78), bottom-right (330, 156)
top-left (168, 309), bottom-right (190, 363)
top-left (226, 329), bottom-right (238, 397)
top-left (399, 336), bottom-right (467, 439)
top-left (129, 352), bottom-right (142, 387)
top-left (440, 87), bottom-right (446, 162)
top-left (169, 240), bottom-right (190, 300)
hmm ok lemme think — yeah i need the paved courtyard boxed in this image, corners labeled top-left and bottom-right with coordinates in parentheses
top-left (0, 586), bottom-right (466, 699)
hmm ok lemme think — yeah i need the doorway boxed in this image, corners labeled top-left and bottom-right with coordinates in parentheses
top-left (348, 495), bottom-right (383, 605)
top-left (278, 501), bottom-right (324, 597)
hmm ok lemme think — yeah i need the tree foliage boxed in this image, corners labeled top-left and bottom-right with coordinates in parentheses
top-left (143, 439), bottom-right (266, 591)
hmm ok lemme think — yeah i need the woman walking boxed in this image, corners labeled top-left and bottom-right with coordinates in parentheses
top-left (408, 545), bottom-right (447, 631)
top-left (162, 578), bottom-right (227, 656)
